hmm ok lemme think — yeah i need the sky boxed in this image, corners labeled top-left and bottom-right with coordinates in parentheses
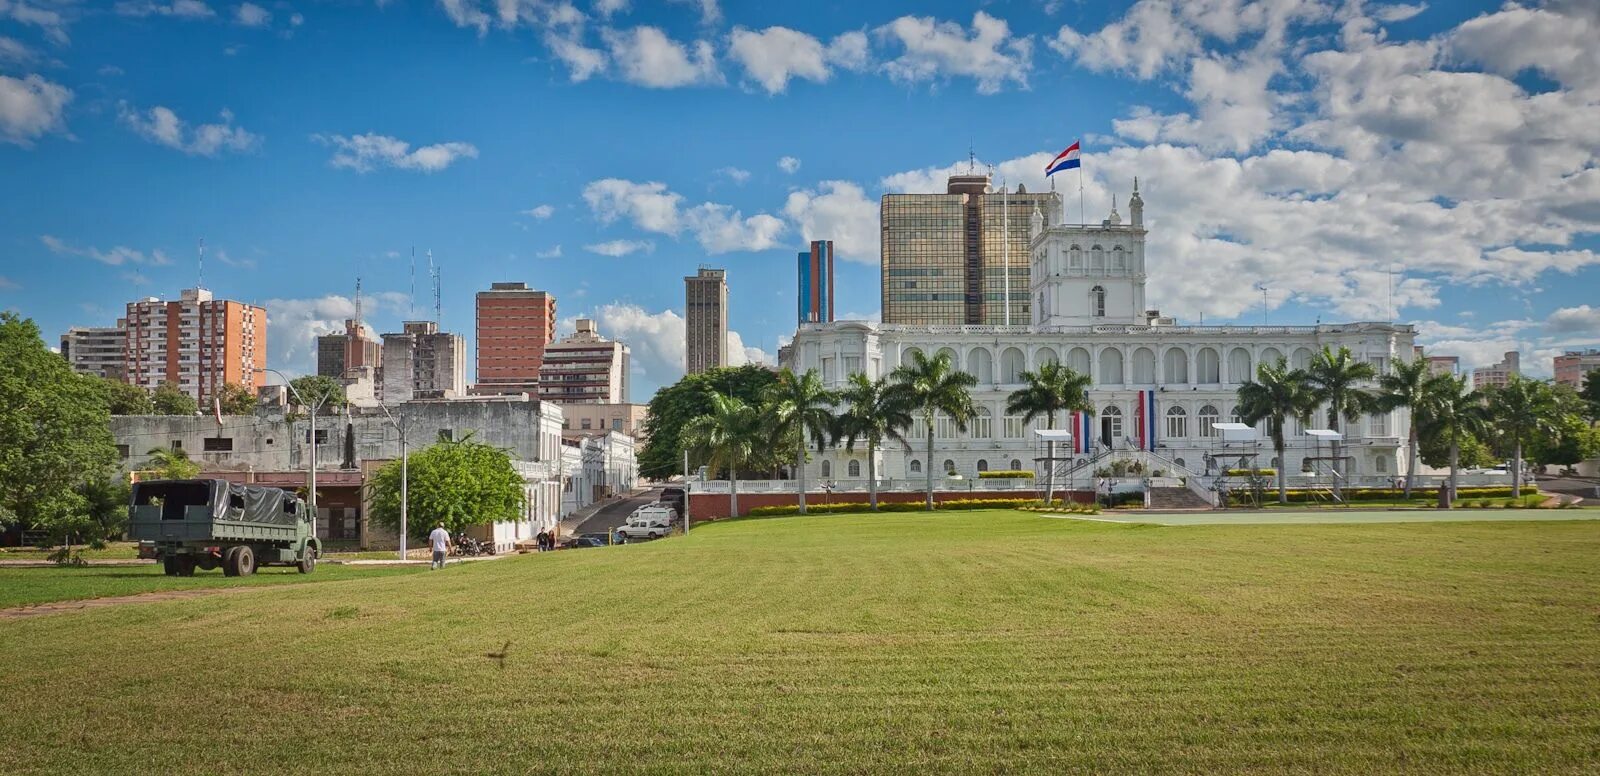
top-left (4, 0), bottom-right (1600, 399)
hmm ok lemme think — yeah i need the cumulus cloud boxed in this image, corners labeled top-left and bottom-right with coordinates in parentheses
top-left (581, 301), bottom-right (769, 397)
top-left (120, 104), bottom-right (260, 156)
top-left (0, 73), bottom-right (70, 145)
top-left (315, 132), bottom-right (478, 173)
top-left (114, 0), bottom-right (216, 19)
top-left (536, 245), bottom-right (563, 258)
top-left (876, 11), bottom-right (1032, 94)
top-left (0, 1), bottom-right (70, 45)
top-left (584, 239), bottom-right (654, 256)
top-left (582, 177), bottom-right (786, 253)
top-left (777, 155), bottom-right (800, 174)
top-left (523, 204), bottom-right (555, 219)
top-left (782, 181), bottom-right (878, 263)
top-left (584, 178), bottom-right (683, 232)
top-left (235, 2), bottom-right (268, 26)
top-left (0, 35), bottom-right (36, 65)
top-left (261, 293), bottom-right (405, 376)
top-left (726, 27), bottom-right (872, 93)
top-left (1545, 305), bottom-right (1600, 336)
top-left (41, 235), bottom-right (172, 266)
top-left (715, 166), bottom-right (750, 184)
top-left (602, 26), bottom-right (720, 88)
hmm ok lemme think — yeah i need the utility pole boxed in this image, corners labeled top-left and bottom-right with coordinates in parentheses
top-left (378, 403), bottom-right (409, 560)
top-left (682, 448), bottom-right (691, 536)
top-left (261, 368), bottom-right (324, 539)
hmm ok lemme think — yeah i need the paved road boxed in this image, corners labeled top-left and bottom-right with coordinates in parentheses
top-left (574, 489), bottom-right (663, 536)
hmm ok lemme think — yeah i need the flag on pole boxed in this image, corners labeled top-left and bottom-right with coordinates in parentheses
top-left (1046, 141), bottom-right (1081, 176)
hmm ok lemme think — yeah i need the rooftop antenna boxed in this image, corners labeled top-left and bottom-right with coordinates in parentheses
top-left (429, 250), bottom-right (441, 324)
top-left (409, 247), bottom-right (416, 319)
top-left (1253, 283), bottom-right (1269, 325)
top-left (354, 272), bottom-right (363, 326)
top-left (197, 237), bottom-right (205, 289)
top-left (967, 144), bottom-right (976, 175)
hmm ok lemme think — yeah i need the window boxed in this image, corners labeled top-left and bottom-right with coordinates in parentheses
top-left (203, 437), bottom-right (233, 452)
top-left (1301, 457), bottom-right (1315, 473)
top-left (1091, 246), bottom-right (1105, 271)
top-left (1174, 458), bottom-right (1187, 470)
top-left (1112, 246), bottom-right (1126, 271)
top-left (1197, 348), bottom-right (1222, 383)
top-left (1010, 458), bottom-right (1022, 470)
top-left (935, 413), bottom-right (957, 438)
top-left (970, 408), bottom-right (992, 439)
top-left (909, 459), bottom-right (922, 474)
top-left (170, 440), bottom-right (183, 451)
top-left (1099, 347), bottom-right (1124, 384)
top-left (821, 357), bottom-right (836, 383)
top-left (942, 459), bottom-right (956, 475)
top-left (976, 459), bottom-right (989, 472)
top-left (1069, 245), bottom-right (1082, 270)
top-left (1369, 412), bottom-right (1390, 437)
top-left (1003, 415), bottom-right (1025, 439)
top-left (910, 421), bottom-right (926, 439)
top-left (1164, 349), bottom-right (1189, 384)
top-left (116, 444), bottom-right (130, 459)
top-left (1198, 405), bottom-right (1220, 438)
top-left (1375, 455), bottom-right (1389, 473)
top-left (1165, 406), bottom-right (1187, 438)
top-left (1102, 405), bottom-right (1123, 442)
top-left (820, 460), bottom-right (831, 478)
top-left (612, 419), bottom-right (623, 431)
top-left (1091, 286), bottom-right (1106, 317)
top-left (848, 459), bottom-right (861, 477)
top-left (581, 418), bottom-right (592, 429)
top-left (843, 356), bottom-right (862, 376)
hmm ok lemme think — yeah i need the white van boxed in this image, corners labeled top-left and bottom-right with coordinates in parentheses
top-left (617, 514), bottom-right (671, 541)
top-left (630, 504), bottom-right (677, 524)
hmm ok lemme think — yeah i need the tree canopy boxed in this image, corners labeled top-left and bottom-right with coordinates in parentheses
top-left (368, 437), bottom-right (525, 541)
top-left (639, 365), bottom-right (778, 479)
top-left (141, 446), bottom-right (202, 480)
top-left (96, 377), bottom-right (154, 415)
top-left (215, 382), bottom-right (258, 415)
top-left (152, 382), bottom-right (198, 415)
top-left (1581, 370), bottom-right (1600, 422)
top-left (288, 375), bottom-right (346, 413)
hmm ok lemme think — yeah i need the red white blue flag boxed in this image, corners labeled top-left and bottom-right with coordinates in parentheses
top-left (1046, 140), bottom-right (1081, 176)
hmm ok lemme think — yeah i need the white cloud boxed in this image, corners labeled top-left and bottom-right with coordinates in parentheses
top-left (671, 0), bottom-right (718, 26)
top-left (0, 1), bottom-right (70, 45)
top-left (582, 177), bottom-right (785, 253)
top-left (1447, 5), bottom-right (1599, 97)
top-left (0, 275), bottom-right (20, 290)
top-left (212, 248), bottom-right (255, 269)
top-left (0, 35), bottom-right (36, 65)
top-left (1375, 3), bottom-right (1427, 23)
top-left (594, 0), bottom-right (628, 18)
top-left (544, 29), bottom-right (608, 81)
top-left (782, 181), bottom-right (877, 263)
top-left (726, 26), bottom-right (868, 94)
top-left (235, 2), bottom-right (268, 26)
top-left (583, 302), bottom-right (766, 396)
top-left (583, 178), bottom-right (683, 232)
top-left (0, 73), bottom-right (70, 146)
top-left (828, 31), bottom-right (871, 72)
top-left (726, 329), bottom-right (772, 368)
top-left (290, 11), bottom-right (302, 26)
top-left (536, 245), bottom-right (563, 258)
top-left (523, 204), bottom-right (555, 219)
top-left (715, 166), bottom-right (750, 184)
top-left (115, 0), bottom-right (216, 19)
top-left (584, 239), bottom-right (654, 256)
top-left (1545, 305), bottom-right (1600, 336)
top-left (683, 204), bottom-right (786, 253)
top-left (41, 235), bottom-right (172, 267)
top-left (315, 132), bottom-right (478, 173)
top-left (601, 26), bottom-right (720, 88)
top-left (876, 11), bottom-right (1032, 94)
top-left (1050, 0), bottom-right (1201, 79)
top-left (120, 104), bottom-right (260, 156)
top-left (777, 155), bottom-right (800, 174)
top-left (261, 294), bottom-right (402, 376)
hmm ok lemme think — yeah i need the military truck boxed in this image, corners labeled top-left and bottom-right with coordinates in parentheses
top-left (128, 479), bottom-right (321, 577)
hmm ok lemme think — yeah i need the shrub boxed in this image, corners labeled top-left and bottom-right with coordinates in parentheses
top-left (1476, 499), bottom-right (1491, 508)
top-left (1227, 486), bottom-right (1523, 506)
top-left (1225, 468), bottom-right (1276, 476)
top-left (745, 498), bottom-right (1036, 517)
top-left (978, 470), bottom-right (1034, 479)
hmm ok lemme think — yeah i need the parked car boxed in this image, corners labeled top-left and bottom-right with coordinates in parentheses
top-left (566, 536), bottom-right (608, 549)
top-left (616, 515), bottom-right (671, 541)
top-left (630, 504), bottom-right (677, 525)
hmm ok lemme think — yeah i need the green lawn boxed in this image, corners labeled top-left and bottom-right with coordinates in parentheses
top-left (3, 510), bottom-right (1599, 773)
top-left (0, 563), bottom-right (424, 609)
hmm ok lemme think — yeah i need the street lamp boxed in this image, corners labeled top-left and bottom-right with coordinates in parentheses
top-left (257, 368), bottom-right (331, 539)
top-left (375, 402), bottom-right (410, 560)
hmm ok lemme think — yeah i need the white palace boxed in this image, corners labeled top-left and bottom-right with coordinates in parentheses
top-left (786, 183), bottom-right (1418, 488)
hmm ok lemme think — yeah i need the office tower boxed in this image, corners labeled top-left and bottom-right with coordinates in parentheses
top-left (1553, 350), bottom-right (1600, 387)
top-left (124, 287), bottom-right (266, 402)
top-left (1471, 351), bottom-right (1520, 390)
top-left (798, 240), bottom-right (835, 324)
top-left (538, 319), bottom-right (630, 404)
top-left (316, 319), bottom-right (382, 379)
top-left (380, 321), bottom-right (467, 404)
top-left (881, 173), bottom-right (1062, 326)
top-left (473, 282), bottom-right (557, 396)
top-left (60, 325), bottom-right (128, 380)
top-left (685, 267), bottom-right (728, 374)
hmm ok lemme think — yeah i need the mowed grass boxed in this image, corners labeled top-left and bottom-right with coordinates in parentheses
top-left (0, 563), bottom-right (425, 609)
top-left (2, 511), bottom-right (1598, 774)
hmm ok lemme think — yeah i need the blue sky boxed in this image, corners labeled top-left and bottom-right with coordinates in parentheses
top-left (4, 0), bottom-right (1599, 398)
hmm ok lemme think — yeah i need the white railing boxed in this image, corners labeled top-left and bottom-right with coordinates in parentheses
top-left (691, 477), bottom-right (1047, 495)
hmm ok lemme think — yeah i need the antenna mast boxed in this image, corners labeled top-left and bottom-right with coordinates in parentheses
top-left (197, 238), bottom-right (205, 289)
top-left (409, 247), bottom-right (416, 320)
top-left (354, 274), bottom-right (363, 325)
top-left (429, 250), bottom-right (441, 324)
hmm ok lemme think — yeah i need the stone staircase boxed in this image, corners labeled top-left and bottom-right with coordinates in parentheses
top-left (1147, 487), bottom-right (1213, 511)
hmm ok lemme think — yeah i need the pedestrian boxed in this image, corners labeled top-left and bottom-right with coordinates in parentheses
top-left (429, 522), bottom-right (451, 570)
top-left (537, 531), bottom-right (549, 552)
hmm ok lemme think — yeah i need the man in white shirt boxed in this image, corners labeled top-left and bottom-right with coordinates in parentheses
top-left (429, 523), bottom-right (451, 570)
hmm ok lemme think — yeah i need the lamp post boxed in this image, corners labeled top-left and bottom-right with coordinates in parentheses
top-left (376, 402), bottom-right (410, 560)
top-left (258, 368), bottom-right (328, 538)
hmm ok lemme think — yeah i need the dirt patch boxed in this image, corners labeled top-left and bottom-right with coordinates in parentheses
top-left (0, 583), bottom-right (313, 620)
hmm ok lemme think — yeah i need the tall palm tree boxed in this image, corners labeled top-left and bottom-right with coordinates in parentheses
top-left (143, 446), bottom-right (200, 480)
top-left (834, 373), bottom-right (914, 511)
top-left (1487, 375), bottom-right (1559, 497)
top-left (1005, 362), bottom-right (1093, 504)
top-left (765, 368), bottom-right (838, 514)
top-left (890, 350), bottom-right (978, 511)
top-left (1236, 358), bottom-right (1316, 503)
top-left (681, 392), bottom-right (761, 518)
top-left (1375, 355), bottom-right (1432, 498)
top-left (1304, 345), bottom-right (1376, 501)
top-left (1421, 374), bottom-right (1487, 507)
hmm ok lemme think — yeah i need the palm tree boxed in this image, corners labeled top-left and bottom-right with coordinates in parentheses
top-left (1421, 374), bottom-right (1487, 507)
top-left (1304, 345), bottom-right (1376, 501)
top-left (1236, 358), bottom-right (1316, 503)
top-left (1005, 362), bottom-right (1093, 504)
top-left (834, 373), bottom-right (914, 511)
top-left (1487, 375), bottom-right (1559, 497)
top-left (889, 350), bottom-right (978, 511)
top-left (143, 446), bottom-right (200, 480)
top-left (1375, 355), bottom-right (1432, 498)
top-left (681, 392), bottom-right (761, 518)
top-left (765, 368), bottom-right (838, 514)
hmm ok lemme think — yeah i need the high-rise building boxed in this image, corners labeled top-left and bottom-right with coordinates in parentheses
top-left (380, 321), bottom-right (466, 404)
top-left (685, 267), bottom-right (728, 375)
top-left (1554, 350), bottom-right (1600, 387)
top-left (881, 173), bottom-right (1062, 326)
top-left (1413, 347), bottom-right (1460, 378)
top-left (474, 282), bottom-right (556, 396)
top-left (538, 319), bottom-right (630, 404)
top-left (1472, 351), bottom-right (1520, 390)
top-left (798, 240), bottom-right (835, 324)
top-left (316, 319), bottom-right (382, 379)
top-left (60, 324), bottom-right (128, 380)
top-left (124, 287), bottom-right (266, 402)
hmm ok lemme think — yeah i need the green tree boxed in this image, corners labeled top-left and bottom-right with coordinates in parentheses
top-left (1529, 413), bottom-right (1600, 470)
top-left (369, 437), bottom-right (525, 541)
top-left (1005, 362), bottom-right (1093, 504)
top-left (681, 392), bottom-right (762, 517)
top-left (215, 382), bottom-right (258, 415)
top-left (141, 446), bottom-right (201, 480)
top-left (1237, 358), bottom-right (1316, 503)
top-left (0, 313), bottom-right (119, 550)
top-left (1581, 370), bottom-right (1600, 422)
top-left (1419, 429), bottom-right (1496, 471)
top-left (1304, 345), bottom-right (1376, 501)
top-left (96, 377), bottom-right (153, 415)
top-left (764, 369), bottom-right (838, 514)
top-left (834, 373), bottom-right (913, 511)
top-left (1420, 374), bottom-right (1488, 506)
top-left (152, 382), bottom-right (198, 415)
top-left (890, 350), bottom-right (977, 511)
top-left (1374, 355), bottom-right (1432, 498)
top-left (1486, 375), bottom-right (1559, 496)
top-left (288, 375), bottom-right (346, 413)
top-left (639, 365), bottom-right (778, 480)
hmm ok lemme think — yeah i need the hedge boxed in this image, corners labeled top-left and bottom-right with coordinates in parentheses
top-left (1227, 486), bottom-right (1524, 505)
top-left (747, 498), bottom-right (1036, 517)
top-left (978, 470), bottom-right (1034, 479)
top-left (1225, 468), bottom-right (1276, 476)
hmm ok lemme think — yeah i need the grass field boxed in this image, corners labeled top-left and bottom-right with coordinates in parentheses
top-left (2, 510), bottom-right (1598, 773)
top-left (0, 563), bottom-right (425, 609)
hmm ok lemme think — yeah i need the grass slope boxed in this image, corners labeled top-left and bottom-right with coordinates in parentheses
top-left (0, 564), bottom-right (424, 609)
top-left (2, 511), bottom-right (1598, 774)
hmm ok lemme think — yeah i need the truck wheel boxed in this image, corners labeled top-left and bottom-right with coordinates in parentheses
top-left (162, 556), bottom-right (180, 576)
top-left (177, 556), bottom-right (197, 577)
top-left (298, 547), bottom-right (316, 574)
top-left (235, 545), bottom-right (256, 576)
top-left (222, 546), bottom-right (242, 577)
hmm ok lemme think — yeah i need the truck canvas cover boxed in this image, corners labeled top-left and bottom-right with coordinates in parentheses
top-left (131, 479), bottom-right (302, 526)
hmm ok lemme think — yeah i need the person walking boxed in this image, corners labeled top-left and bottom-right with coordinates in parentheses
top-left (429, 523), bottom-right (451, 570)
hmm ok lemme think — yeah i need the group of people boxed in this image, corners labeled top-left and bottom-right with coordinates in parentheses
top-left (535, 530), bottom-right (557, 552)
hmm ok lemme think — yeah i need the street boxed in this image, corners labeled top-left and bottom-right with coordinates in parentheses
top-left (574, 488), bottom-right (664, 537)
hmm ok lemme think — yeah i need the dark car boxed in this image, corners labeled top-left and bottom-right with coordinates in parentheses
top-left (566, 536), bottom-right (608, 549)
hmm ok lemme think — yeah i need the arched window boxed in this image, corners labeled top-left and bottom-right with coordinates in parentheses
top-left (1067, 347), bottom-right (1091, 376)
top-left (900, 347), bottom-right (923, 368)
top-left (1102, 405), bottom-right (1124, 443)
top-left (936, 347), bottom-right (960, 371)
top-left (1037, 291), bottom-right (1046, 318)
top-left (1000, 347), bottom-right (1026, 383)
top-left (1091, 245), bottom-right (1105, 271)
top-left (820, 460), bottom-right (831, 478)
top-left (1165, 406), bottom-right (1188, 438)
top-left (1197, 347), bottom-right (1221, 383)
top-left (1230, 405), bottom-right (1244, 425)
top-left (970, 407), bottom-right (992, 439)
top-left (1069, 245), bottom-right (1083, 270)
top-left (1099, 347), bottom-right (1124, 384)
top-left (1112, 246), bottom-right (1126, 272)
top-left (1374, 455), bottom-right (1388, 474)
top-left (942, 459), bottom-right (956, 475)
top-left (976, 459), bottom-right (989, 473)
top-left (1164, 348), bottom-right (1189, 384)
top-left (1292, 347), bottom-right (1314, 371)
top-left (847, 459), bottom-right (861, 477)
top-left (1132, 347), bottom-right (1156, 384)
top-left (1261, 347), bottom-right (1285, 367)
top-left (968, 347), bottom-right (994, 383)
top-left (1035, 346), bottom-right (1059, 366)
top-left (1091, 286), bottom-right (1107, 317)
top-left (1227, 348), bottom-right (1252, 383)
top-left (1198, 405), bottom-right (1220, 438)
top-left (1174, 457), bottom-right (1187, 470)
top-left (909, 459), bottom-right (922, 474)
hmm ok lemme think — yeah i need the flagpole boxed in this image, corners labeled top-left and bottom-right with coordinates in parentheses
top-left (1003, 179), bottom-right (1010, 326)
top-left (1077, 165), bottom-right (1086, 226)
